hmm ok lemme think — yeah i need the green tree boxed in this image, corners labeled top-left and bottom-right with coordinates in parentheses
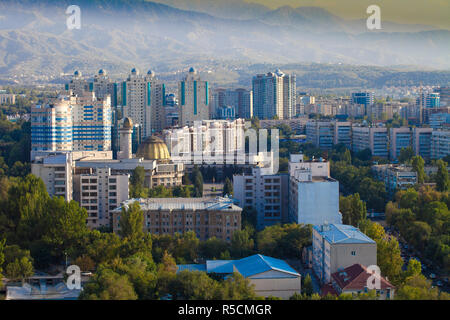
top-left (5, 256), bottom-right (33, 281)
top-left (230, 228), bottom-right (254, 258)
top-left (79, 268), bottom-right (138, 300)
top-left (435, 160), bottom-right (449, 192)
top-left (119, 201), bottom-right (144, 240)
top-left (411, 155), bottom-right (425, 184)
top-left (398, 147), bottom-right (414, 164)
top-left (339, 193), bottom-right (366, 227)
top-left (302, 273), bottom-right (313, 296)
top-left (223, 177), bottom-right (233, 197)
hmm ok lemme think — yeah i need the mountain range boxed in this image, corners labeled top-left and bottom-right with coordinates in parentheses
top-left (0, 0), bottom-right (449, 85)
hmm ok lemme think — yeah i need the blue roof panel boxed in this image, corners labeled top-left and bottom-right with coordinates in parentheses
top-left (313, 224), bottom-right (375, 244)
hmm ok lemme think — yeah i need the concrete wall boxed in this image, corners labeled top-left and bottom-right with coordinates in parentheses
top-left (297, 180), bottom-right (341, 225)
top-left (249, 271), bottom-right (301, 300)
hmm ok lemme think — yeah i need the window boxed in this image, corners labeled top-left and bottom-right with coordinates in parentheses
top-left (351, 251), bottom-right (356, 256)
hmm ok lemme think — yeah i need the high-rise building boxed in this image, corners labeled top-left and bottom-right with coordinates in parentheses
top-left (164, 93), bottom-right (179, 127)
top-left (389, 127), bottom-right (412, 160)
top-left (91, 69), bottom-right (119, 107)
top-left (31, 92), bottom-right (112, 157)
top-left (31, 96), bottom-right (75, 155)
top-left (212, 88), bottom-right (252, 119)
top-left (412, 127), bottom-right (433, 159)
top-left (122, 68), bottom-right (166, 139)
top-left (352, 126), bottom-right (388, 158)
top-left (65, 70), bottom-right (89, 96)
top-left (72, 92), bottom-right (112, 152)
top-left (178, 67), bottom-right (209, 126)
top-left (252, 70), bottom-right (296, 120)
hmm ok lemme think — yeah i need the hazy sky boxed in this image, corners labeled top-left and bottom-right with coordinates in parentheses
top-left (246, 0), bottom-right (450, 29)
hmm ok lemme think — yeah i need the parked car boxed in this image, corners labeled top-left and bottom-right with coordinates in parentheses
top-left (430, 273), bottom-right (436, 279)
top-left (436, 281), bottom-right (443, 287)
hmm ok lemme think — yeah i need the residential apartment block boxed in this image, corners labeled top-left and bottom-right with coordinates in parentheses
top-left (288, 155), bottom-right (342, 226)
top-left (179, 67), bottom-right (209, 126)
top-left (112, 197), bottom-right (242, 242)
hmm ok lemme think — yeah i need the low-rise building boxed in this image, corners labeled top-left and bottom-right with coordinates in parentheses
top-left (112, 197), bottom-right (242, 242)
top-left (177, 254), bottom-right (301, 299)
top-left (312, 224), bottom-right (377, 284)
top-left (321, 264), bottom-right (395, 300)
top-left (372, 164), bottom-right (417, 195)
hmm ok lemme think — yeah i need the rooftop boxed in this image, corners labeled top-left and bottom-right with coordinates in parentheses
top-left (331, 264), bottom-right (394, 291)
top-left (178, 254), bottom-right (300, 278)
top-left (313, 224), bottom-right (375, 244)
top-left (113, 196), bottom-right (242, 212)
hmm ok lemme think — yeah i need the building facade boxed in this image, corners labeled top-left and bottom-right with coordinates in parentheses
top-left (312, 224), bottom-right (377, 284)
top-left (233, 166), bottom-right (289, 230)
top-left (178, 67), bottom-right (209, 126)
top-left (112, 197), bottom-right (242, 242)
top-left (288, 155), bottom-right (342, 225)
top-left (389, 127), bottom-right (412, 160)
top-left (122, 68), bottom-right (166, 139)
top-left (252, 70), bottom-right (296, 120)
top-left (352, 127), bottom-right (388, 158)
top-left (431, 130), bottom-right (450, 159)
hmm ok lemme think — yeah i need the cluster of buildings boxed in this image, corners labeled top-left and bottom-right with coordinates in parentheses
top-left (233, 154), bottom-right (341, 230)
top-left (304, 120), bottom-right (449, 160)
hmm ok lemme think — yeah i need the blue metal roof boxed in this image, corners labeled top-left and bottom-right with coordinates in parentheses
top-left (206, 260), bottom-right (235, 274)
top-left (177, 264), bottom-right (206, 272)
top-left (313, 224), bottom-right (375, 244)
top-left (178, 254), bottom-right (300, 278)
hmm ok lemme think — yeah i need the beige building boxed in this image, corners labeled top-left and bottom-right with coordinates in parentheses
top-left (122, 68), bottom-right (166, 138)
top-left (313, 224), bottom-right (377, 284)
top-left (73, 167), bottom-right (129, 228)
top-left (31, 152), bottom-right (73, 201)
top-left (112, 197), bottom-right (241, 242)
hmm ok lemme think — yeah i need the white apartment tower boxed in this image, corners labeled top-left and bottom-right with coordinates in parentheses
top-left (179, 67), bottom-right (210, 126)
top-left (122, 68), bottom-right (166, 139)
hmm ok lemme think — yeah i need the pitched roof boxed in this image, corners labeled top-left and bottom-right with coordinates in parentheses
top-left (178, 254), bottom-right (300, 278)
top-left (331, 264), bottom-right (394, 291)
top-left (313, 224), bottom-right (375, 244)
